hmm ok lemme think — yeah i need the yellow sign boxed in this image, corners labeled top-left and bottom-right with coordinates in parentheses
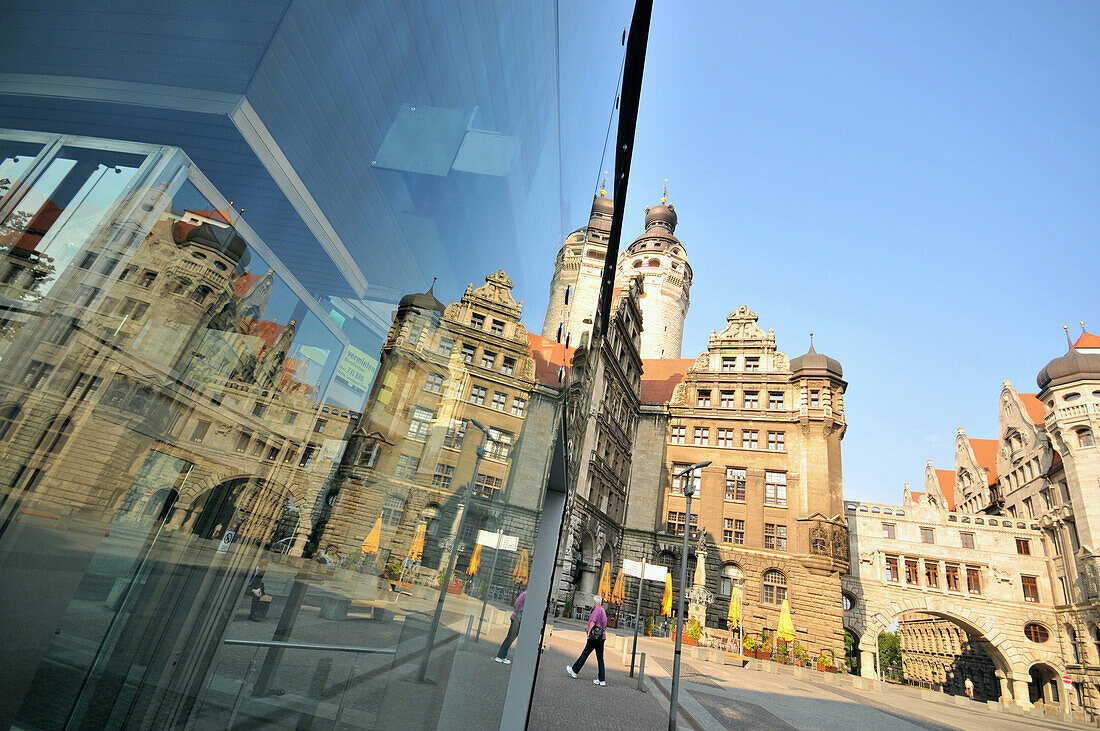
top-left (336, 345), bottom-right (379, 394)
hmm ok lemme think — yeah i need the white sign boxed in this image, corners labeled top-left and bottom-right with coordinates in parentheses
top-left (217, 531), bottom-right (236, 554)
top-left (1063, 675), bottom-right (1073, 686)
top-left (624, 559), bottom-right (668, 582)
top-left (477, 530), bottom-right (519, 551)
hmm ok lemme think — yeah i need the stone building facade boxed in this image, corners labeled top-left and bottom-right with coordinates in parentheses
top-left (898, 613), bottom-right (1000, 701)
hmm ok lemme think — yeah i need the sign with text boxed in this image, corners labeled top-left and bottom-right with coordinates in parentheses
top-left (477, 530), bottom-right (519, 551)
top-left (624, 559), bottom-right (668, 582)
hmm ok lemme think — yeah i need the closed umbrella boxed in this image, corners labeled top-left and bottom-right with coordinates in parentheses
top-left (661, 573), bottom-right (673, 617)
top-left (777, 598), bottom-right (796, 644)
top-left (727, 587), bottom-right (741, 628)
top-left (610, 568), bottom-right (625, 606)
top-left (360, 515), bottom-right (382, 554)
top-left (467, 543), bottom-right (481, 576)
top-left (598, 562), bottom-right (612, 603)
top-left (513, 548), bottom-right (529, 584)
top-left (407, 523), bottom-right (426, 563)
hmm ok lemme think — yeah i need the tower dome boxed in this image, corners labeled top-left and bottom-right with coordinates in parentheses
top-left (644, 203), bottom-right (677, 232)
top-left (398, 280), bottom-right (445, 315)
top-left (1037, 330), bottom-right (1100, 390)
top-left (790, 341), bottom-right (844, 379)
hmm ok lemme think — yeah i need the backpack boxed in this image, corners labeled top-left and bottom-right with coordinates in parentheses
top-left (589, 623), bottom-right (604, 640)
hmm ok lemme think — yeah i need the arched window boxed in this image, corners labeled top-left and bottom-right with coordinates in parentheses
top-left (719, 564), bottom-right (744, 596)
top-left (0, 404), bottom-right (21, 441)
top-left (34, 416), bottom-right (72, 456)
top-left (381, 494), bottom-right (405, 527)
top-left (191, 285), bottom-right (213, 304)
top-left (647, 258), bottom-right (659, 267)
top-left (632, 259), bottom-right (642, 268)
top-left (423, 503), bottom-right (441, 536)
top-left (1068, 625), bottom-right (1082, 664)
top-left (762, 569), bottom-right (787, 604)
top-left (1078, 429), bottom-right (1094, 448)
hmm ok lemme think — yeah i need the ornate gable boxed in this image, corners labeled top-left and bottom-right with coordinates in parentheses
top-left (712, 305), bottom-right (771, 345)
top-left (924, 461), bottom-right (951, 510)
top-left (465, 270), bottom-right (522, 318)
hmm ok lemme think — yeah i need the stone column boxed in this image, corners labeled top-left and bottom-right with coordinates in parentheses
top-left (860, 650), bottom-right (878, 679)
top-left (1011, 677), bottom-right (1033, 708)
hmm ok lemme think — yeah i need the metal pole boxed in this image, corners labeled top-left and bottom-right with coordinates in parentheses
top-left (418, 429), bottom-right (489, 682)
top-left (668, 488), bottom-right (691, 731)
top-left (630, 552), bottom-right (647, 677)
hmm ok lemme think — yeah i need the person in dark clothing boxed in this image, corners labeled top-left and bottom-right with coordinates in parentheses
top-left (494, 589), bottom-right (526, 664)
top-left (246, 561), bottom-right (268, 621)
top-left (566, 594), bottom-right (607, 685)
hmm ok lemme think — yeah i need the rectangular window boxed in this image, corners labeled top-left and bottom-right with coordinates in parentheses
top-left (1015, 537), bottom-right (1031, 555)
top-left (671, 464), bottom-right (700, 495)
top-left (77, 284), bottom-right (101, 307)
top-left (905, 559), bottom-right (919, 585)
top-left (438, 338), bottom-right (454, 357)
top-left (252, 402), bottom-right (267, 417)
top-left (717, 428), bottom-right (734, 447)
top-left (764, 523), bottom-right (787, 551)
top-left (741, 430), bottom-right (758, 449)
top-left (407, 406), bottom-right (433, 439)
top-left (470, 313), bottom-right (485, 329)
top-left (424, 372), bottom-right (444, 393)
top-left (744, 357), bottom-right (760, 371)
top-left (510, 397), bottom-right (527, 416)
top-left (697, 390), bottom-right (711, 407)
top-left (480, 351), bottom-right (496, 369)
top-left (443, 419), bottom-right (467, 449)
top-left (298, 444), bottom-right (318, 468)
top-left (920, 527), bottom-right (935, 544)
top-left (766, 431), bottom-right (785, 451)
top-left (490, 392), bottom-right (508, 411)
top-left (47, 316), bottom-right (77, 346)
top-left (945, 564), bottom-right (960, 591)
top-left (266, 444), bottom-right (282, 462)
top-left (461, 344), bottom-right (476, 363)
top-left (490, 319), bottom-right (504, 336)
top-left (432, 463), bottom-right (455, 490)
top-left (720, 390), bottom-right (735, 407)
top-left (469, 385), bottom-right (486, 405)
top-left (734, 519), bottom-right (745, 545)
top-left (23, 360), bottom-right (54, 389)
top-left (1024, 496), bottom-right (1034, 519)
top-left (314, 418), bottom-right (328, 433)
top-left (1060, 576), bottom-right (1071, 604)
top-left (723, 518), bottom-right (733, 543)
top-left (487, 428), bottom-right (514, 460)
top-left (501, 357), bottom-right (516, 375)
top-left (966, 567), bottom-right (981, 595)
top-left (725, 467), bottom-right (746, 501)
top-left (670, 425), bottom-right (686, 444)
top-left (285, 411), bottom-right (298, 425)
top-left (1022, 575), bottom-right (1039, 603)
top-left (882, 522), bottom-right (896, 539)
top-left (1041, 488), bottom-right (1054, 509)
top-left (810, 390), bottom-right (820, 407)
top-left (743, 391), bottom-right (759, 409)
top-left (764, 471), bottom-right (787, 506)
top-left (925, 562), bottom-right (939, 588)
top-left (68, 373), bottom-right (103, 402)
top-left (666, 511), bottom-right (698, 537)
top-left (721, 357), bottom-right (736, 372)
top-left (768, 392), bottom-right (784, 409)
top-left (960, 532), bottom-right (975, 549)
top-left (693, 427), bottom-right (709, 446)
top-left (234, 431), bottom-right (251, 453)
top-left (190, 421), bottom-right (210, 442)
top-left (886, 556), bottom-right (900, 583)
top-left (395, 453), bottom-right (420, 479)
top-left (251, 439), bottom-right (266, 457)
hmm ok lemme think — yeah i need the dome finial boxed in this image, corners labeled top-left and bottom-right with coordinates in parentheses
top-left (428, 276), bottom-right (438, 295)
top-left (809, 332), bottom-right (814, 350)
top-left (1065, 324), bottom-right (1073, 349)
top-left (1082, 320), bottom-right (1088, 335)
top-left (660, 178), bottom-right (669, 205)
top-left (599, 171), bottom-right (609, 197)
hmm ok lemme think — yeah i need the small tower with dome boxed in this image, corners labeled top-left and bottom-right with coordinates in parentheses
top-left (613, 184), bottom-right (692, 359)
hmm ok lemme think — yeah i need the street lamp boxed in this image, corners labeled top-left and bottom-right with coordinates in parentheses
top-left (418, 419), bottom-right (492, 682)
top-left (668, 460), bottom-right (710, 731)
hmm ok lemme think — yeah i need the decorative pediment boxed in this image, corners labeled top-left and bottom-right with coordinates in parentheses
top-left (713, 305), bottom-right (772, 343)
top-left (468, 270), bottom-right (521, 316)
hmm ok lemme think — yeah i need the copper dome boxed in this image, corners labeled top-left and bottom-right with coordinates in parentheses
top-left (790, 343), bottom-right (843, 379)
top-left (644, 203), bottom-right (677, 232)
top-left (398, 282), bottom-right (445, 315)
top-left (1036, 346), bottom-right (1100, 390)
top-left (591, 194), bottom-right (614, 216)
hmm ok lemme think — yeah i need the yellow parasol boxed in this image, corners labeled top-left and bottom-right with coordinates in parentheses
top-left (360, 515), bottom-right (382, 554)
top-left (661, 572), bottom-right (673, 617)
top-left (513, 548), bottom-right (529, 584)
top-left (467, 543), bottom-right (481, 576)
top-left (727, 587), bottom-right (742, 628)
top-left (407, 523), bottom-right (426, 563)
top-left (610, 568), bottom-right (625, 606)
top-left (598, 562), bottom-right (612, 603)
top-left (777, 598), bottom-right (796, 643)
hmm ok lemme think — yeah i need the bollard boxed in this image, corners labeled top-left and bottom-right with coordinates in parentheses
top-left (296, 657), bottom-right (332, 730)
top-left (460, 615), bottom-right (475, 650)
top-left (636, 653), bottom-right (646, 692)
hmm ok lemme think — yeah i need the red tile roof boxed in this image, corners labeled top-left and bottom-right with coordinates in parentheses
top-left (235, 272), bottom-right (261, 297)
top-left (934, 469), bottom-right (957, 510)
top-left (909, 490), bottom-right (925, 502)
top-left (640, 358), bottom-right (693, 403)
top-left (1075, 332), bottom-right (1100, 349)
top-left (526, 333), bottom-right (573, 388)
top-left (1017, 393), bottom-right (1046, 425)
top-left (967, 438), bottom-right (999, 485)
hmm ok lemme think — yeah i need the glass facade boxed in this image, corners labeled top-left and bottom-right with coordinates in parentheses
top-left (0, 1), bottom-right (640, 727)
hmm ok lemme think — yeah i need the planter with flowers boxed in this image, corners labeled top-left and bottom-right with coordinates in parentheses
top-left (816, 649), bottom-right (838, 673)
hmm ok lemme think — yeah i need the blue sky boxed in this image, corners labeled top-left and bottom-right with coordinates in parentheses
top-left (612, 2), bottom-right (1099, 502)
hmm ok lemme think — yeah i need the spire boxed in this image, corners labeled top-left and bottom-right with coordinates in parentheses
top-left (1083, 321), bottom-right (1088, 336)
top-left (1065, 324), bottom-right (1073, 349)
top-left (660, 178), bottom-right (669, 205)
top-left (599, 172), bottom-right (609, 197)
top-left (809, 332), bottom-right (815, 351)
top-left (427, 276), bottom-right (438, 296)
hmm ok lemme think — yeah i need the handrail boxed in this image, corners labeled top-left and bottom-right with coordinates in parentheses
top-left (223, 639), bottom-right (395, 654)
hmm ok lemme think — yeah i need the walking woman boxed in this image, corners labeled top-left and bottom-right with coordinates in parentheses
top-left (566, 595), bottom-right (607, 686)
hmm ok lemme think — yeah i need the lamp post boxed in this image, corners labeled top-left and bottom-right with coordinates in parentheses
top-left (418, 419), bottom-right (492, 682)
top-left (668, 460), bottom-right (710, 731)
